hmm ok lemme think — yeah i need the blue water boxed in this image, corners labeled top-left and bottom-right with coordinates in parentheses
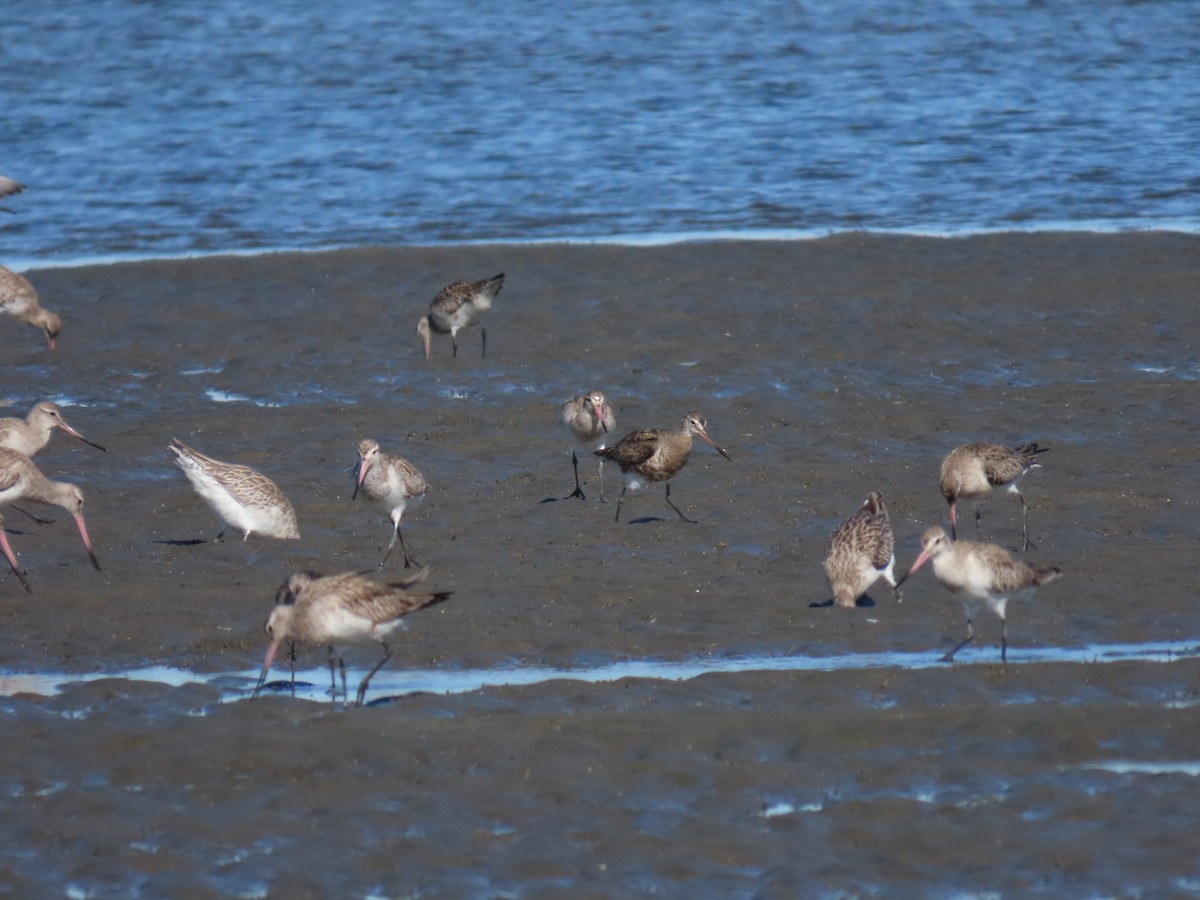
top-left (5, 0), bottom-right (1199, 267)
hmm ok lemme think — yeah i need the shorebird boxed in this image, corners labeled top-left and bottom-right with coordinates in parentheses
top-left (169, 438), bottom-right (300, 541)
top-left (940, 442), bottom-right (1047, 550)
top-left (0, 511), bottom-right (33, 594)
top-left (0, 177), bottom-right (23, 208)
top-left (0, 402), bottom-right (107, 456)
top-left (559, 389), bottom-right (616, 500)
top-left (0, 447), bottom-right (101, 571)
top-left (251, 568), bottom-right (452, 707)
top-left (898, 526), bottom-right (1062, 663)
top-left (0, 265), bottom-right (61, 350)
top-left (596, 411), bottom-right (731, 523)
top-left (352, 438), bottom-right (428, 568)
top-left (416, 273), bottom-right (504, 359)
top-left (822, 492), bottom-right (900, 608)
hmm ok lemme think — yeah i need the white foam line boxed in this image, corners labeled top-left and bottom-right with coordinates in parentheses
top-left (8, 221), bottom-right (1200, 273)
top-left (1, 640), bottom-right (1196, 703)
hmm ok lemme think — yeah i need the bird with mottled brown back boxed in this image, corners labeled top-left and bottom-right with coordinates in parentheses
top-left (596, 411), bottom-right (731, 523)
top-left (416, 273), bottom-right (504, 359)
top-left (939, 442), bottom-right (1047, 550)
top-left (823, 492), bottom-right (899, 608)
top-left (0, 266), bottom-right (61, 350)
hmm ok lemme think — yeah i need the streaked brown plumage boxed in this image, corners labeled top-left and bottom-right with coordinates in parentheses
top-left (559, 389), bottom-right (616, 500)
top-left (352, 438), bottom-right (428, 568)
top-left (0, 401), bottom-right (107, 456)
top-left (595, 411), bottom-right (731, 523)
top-left (940, 442), bottom-right (1047, 550)
top-left (899, 525), bottom-right (1062, 662)
top-left (822, 492), bottom-right (899, 608)
top-left (415, 273), bottom-right (504, 359)
top-left (0, 447), bottom-right (101, 573)
top-left (0, 265), bottom-right (61, 351)
top-left (252, 568), bottom-right (452, 707)
top-left (170, 439), bottom-right (300, 541)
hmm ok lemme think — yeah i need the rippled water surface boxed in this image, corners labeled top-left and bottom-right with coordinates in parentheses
top-left (5, 0), bottom-right (1200, 265)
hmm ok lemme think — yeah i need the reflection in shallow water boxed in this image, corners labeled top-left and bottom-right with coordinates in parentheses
top-left (3, 639), bottom-right (1196, 705)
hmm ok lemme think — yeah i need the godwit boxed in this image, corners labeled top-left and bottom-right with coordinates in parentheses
top-left (416, 273), bottom-right (504, 359)
top-left (898, 526), bottom-right (1062, 663)
top-left (559, 389), bottom-right (616, 500)
top-left (0, 266), bottom-right (61, 350)
top-left (596, 411), bottom-right (731, 523)
top-left (940, 442), bottom-right (1047, 550)
top-left (822, 492), bottom-right (900, 608)
top-left (251, 567), bottom-right (452, 707)
top-left (352, 438), bottom-right (428, 568)
top-left (0, 511), bottom-right (33, 594)
top-left (0, 448), bottom-right (101, 571)
top-left (0, 402), bottom-right (107, 456)
top-left (169, 439), bottom-right (300, 541)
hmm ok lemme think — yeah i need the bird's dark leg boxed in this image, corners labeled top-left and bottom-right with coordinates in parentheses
top-left (356, 643), bottom-right (393, 707)
top-left (974, 506), bottom-right (983, 540)
top-left (451, 332), bottom-right (459, 358)
top-left (565, 451), bottom-right (586, 500)
top-left (288, 640), bottom-right (297, 697)
top-left (664, 483), bottom-right (696, 524)
top-left (480, 325), bottom-right (487, 359)
top-left (1017, 492), bottom-right (1036, 551)
top-left (1000, 618), bottom-right (1009, 663)
top-left (943, 615), bottom-right (975, 662)
top-left (9, 504), bottom-right (54, 526)
top-left (380, 521), bottom-right (419, 569)
top-left (614, 484), bottom-right (628, 522)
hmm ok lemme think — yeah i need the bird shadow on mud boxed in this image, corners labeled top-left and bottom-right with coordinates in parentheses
top-left (809, 595), bottom-right (878, 609)
top-left (152, 538), bottom-right (209, 546)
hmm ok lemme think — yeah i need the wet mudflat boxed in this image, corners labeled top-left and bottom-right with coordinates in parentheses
top-left (1, 233), bottom-right (1199, 895)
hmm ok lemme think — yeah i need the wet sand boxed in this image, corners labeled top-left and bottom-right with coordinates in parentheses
top-left (2, 233), bottom-right (1200, 895)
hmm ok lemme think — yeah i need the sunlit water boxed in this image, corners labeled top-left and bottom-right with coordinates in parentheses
top-left (4, 0), bottom-right (1200, 268)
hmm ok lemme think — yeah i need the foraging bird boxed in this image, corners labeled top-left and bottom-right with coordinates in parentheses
top-left (940, 442), bottom-right (1047, 550)
top-left (169, 439), bottom-right (300, 541)
top-left (352, 438), bottom-right (428, 568)
top-left (559, 389), bottom-right (616, 500)
top-left (0, 401), bottom-right (107, 456)
top-left (822, 492), bottom-right (900, 608)
top-left (416, 273), bottom-right (504, 359)
top-left (898, 526), bottom-right (1062, 663)
top-left (596, 412), bottom-right (731, 523)
top-left (252, 568), bottom-right (452, 707)
top-left (0, 447), bottom-right (101, 572)
top-left (0, 266), bottom-right (61, 350)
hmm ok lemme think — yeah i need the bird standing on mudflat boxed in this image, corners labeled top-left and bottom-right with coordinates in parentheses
top-left (169, 439), bottom-right (300, 541)
top-left (0, 265), bottom-right (61, 350)
top-left (940, 442), bottom-right (1047, 550)
top-left (596, 411), bottom-right (731, 523)
top-left (352, 438), bottom-right (428, 568)
top-left (559, 389), bottom-right (616, 500)
top-left (252, 568), bottom-right (452, 707)
top-left (0, 447), bottom-right (101, 573)
top-left (416, 273), bottom-right (504, 359)
top-left (822, 492), bottom-right (900, 608)
top-left (898, 526), bottom-right (1062, 663)
top-left (0, 402), bottom-right (107, 456)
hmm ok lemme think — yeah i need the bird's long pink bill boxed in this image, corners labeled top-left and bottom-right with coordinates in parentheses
top-left (61, 423), bottom-right (107, 452)
top-left (73, 513), bottom-right (101, 571)
top-left (0, 529), bottom-right (32, 594)
top-left (252, 640), bottom-right (281, 698)
top-left (351, 459), bottom-right (370, 501)
top-left (697, 432), bottom-right (732, 460)
top-left (895, 549), bottom-right (933, 590)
